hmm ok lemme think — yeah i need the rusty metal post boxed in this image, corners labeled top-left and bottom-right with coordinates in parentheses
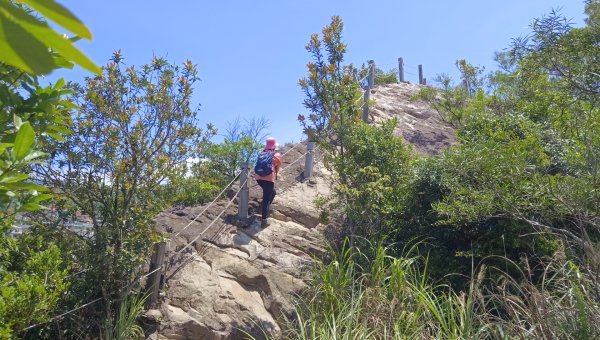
top-left (145, 241), bottom-right (166, 308)
top-left (238, 162), bottom-right (249, 220)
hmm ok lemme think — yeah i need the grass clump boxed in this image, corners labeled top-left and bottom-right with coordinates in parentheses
top-left (284, 239), bottom-right (600, 340)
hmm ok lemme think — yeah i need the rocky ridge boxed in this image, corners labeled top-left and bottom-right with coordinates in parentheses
top-left (150, 82), bottom-right (454, 339)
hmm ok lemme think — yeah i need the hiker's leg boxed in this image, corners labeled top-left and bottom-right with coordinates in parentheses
top-left (266, 185), bottom-right (276, 216)
top-left (262, 181), bottom-right (275, 219)
top-left (257, 180), bottom-right (273, 219)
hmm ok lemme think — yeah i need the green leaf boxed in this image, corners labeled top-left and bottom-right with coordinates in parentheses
top-left (30, 193), bottom-right (52, 203)
top-left (13, 121), bottom-right (35, 160)
top-left (13, 114), bottom-right (23, 129)
top-left (10, 182), bottom-right (47, 191)
top-left (21, 202), bottom-right (44, 211)
top-left (48, 124), bottom-right (71, 135)
top-left (0, 84), bottom-right (11, 103)
top-left (44, 131), bottom-right (65, 142)
top-left (0, 173), bottom-right (29, 183)
top-left (0, 2), bottom-right (100, 75)
top-left (18, 0), bottom-right (92, 39)
top-left (52, 54), bottom-right (74, 70)
top-left (0, 142), bottom-right (14, 153)
top-left (53, 78), bottom-right (65, 90)
top-left (23, 150), bottom-right (45, 162)
top-left (0, 5), bottom-right (54, 74)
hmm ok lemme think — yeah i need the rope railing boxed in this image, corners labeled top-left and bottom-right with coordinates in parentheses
top-left (279, 140), bottom-right (305, 157)
top-left (164, 146), bottom-right (317, 279)
top-left (163, 144), bottom-right (315, 274)
top-left (21, 152), bottom-right (285, 332)
top-left (278, 149), bottom-right (316, 195)
top-left (19, 265), bottom-right (163, 333)
top-left (168, 141), bottom-right (303, 247)
top-left (168, 146), bottom-right (311, 258)
top-left (164, 141), bottom-right (308, 259)
top-left (170, 172), bottom-right (241, 239)
top-left (173, 182), bottom-right (243, 255)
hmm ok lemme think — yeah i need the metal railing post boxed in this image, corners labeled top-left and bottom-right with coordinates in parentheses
top-left (145, 241), bottom-right (166, 308)
top-left (304, 142), bottom-right (315, 179)
top-left (363, 60), bottom-right (375, 123)
top-left (238, 162), bottom-right (249, 220)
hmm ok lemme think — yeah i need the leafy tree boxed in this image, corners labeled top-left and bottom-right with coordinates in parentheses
top-left (328, 119), bottom-right (413, 237)
top-left (306, 7), bottom-right (600, 287)
top-left (37, 52), bottom-right (213, 326)
top-left (374, 67), bottom-right (398, 85)
top-left (0, 84), bottom-right (70, 335)
top-left (299, 18), bottom-right (416, 240)
top-left (412, 60), bottom-right (486, 127)
top-left (406, 7), bottom-right (600, 281)
top-left (160, 116), bottom-right (269, 207)
top-left (202, 116), bottom-right (270, 181)
top-left (0, 1), bottom-right (98, 336)
top-left (585, 0), bottom-right (600, 27)
top-left (298, 15), bottom-right (363, 154)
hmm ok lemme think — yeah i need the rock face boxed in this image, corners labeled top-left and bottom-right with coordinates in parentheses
top-left (154, 144), bottom-right (330, 339)
top-left (370, 83), bottom-right (456, 154)
top-left (152, 83), bottom-right (453, 339)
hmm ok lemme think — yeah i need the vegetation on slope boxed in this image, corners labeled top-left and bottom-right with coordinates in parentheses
top-left (292, 2), bottom-right (600, 338)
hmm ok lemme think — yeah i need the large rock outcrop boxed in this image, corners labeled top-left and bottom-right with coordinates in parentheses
top-left (152, 144), bottom-right (330, 339)
top-left (150, 83), bottom-right (454, 339)
top-left (370, 83), bottom-right (455, 154)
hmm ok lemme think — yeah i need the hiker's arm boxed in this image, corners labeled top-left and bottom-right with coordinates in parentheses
top-left (274, 153), bottom-right (282, 178)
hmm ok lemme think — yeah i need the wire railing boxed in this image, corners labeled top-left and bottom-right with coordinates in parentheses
top-left (162, 140), bottom-right (320, 277)
top-left (18, 140), bottom-right (317, 334)
top-left (19, 265), bottom-right (163, 333)
top-left (166, 143), bottom-right (310, 259)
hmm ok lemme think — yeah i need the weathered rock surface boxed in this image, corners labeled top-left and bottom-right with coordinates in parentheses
top-left (151, 83), bottom-right (452, 339)
top-left (153, 144), bottom-right (330, 339)
top-left (370, 83), bottom-right (456, 154)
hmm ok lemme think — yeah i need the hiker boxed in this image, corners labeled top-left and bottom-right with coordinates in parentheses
top-left (254, 137), bottom-right (282, 227)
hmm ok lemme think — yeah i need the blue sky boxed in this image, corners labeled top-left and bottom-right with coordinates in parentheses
top-left (45, 0), bottom-right (587, 144)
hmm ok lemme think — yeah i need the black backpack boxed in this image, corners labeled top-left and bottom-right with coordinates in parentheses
top-left (254, 150), bottom-right (274, 176)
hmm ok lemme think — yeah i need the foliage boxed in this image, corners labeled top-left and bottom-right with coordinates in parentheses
top-left (0, 61), bottom-right (75, 337)
top-left (586, 0), bottom-right (600, 27)
top-left (299, 17), bottom-right (410, 236)
top-left (327, 119), bottom-right (413, 237)
top-left (100, 293), bottom-right (146, 340)
top-left (388, 8), bottom-right (600, 283)
top-left (412, 60), bottom-right (486, 127)
top-left (374, 67), bottom-right (398, 85)
top-left (287, 239), bottom-right (600, 339)
top-left (0, 0), bottom-right (99, 74)
top-left (357, 63), bottom-right (398, 85)
top-left (0, 1), bottom-right (97, 335)
top-left (0, 68), bottom-right (72, 225)
top-left (159, 177), bottom-right (220, 207)
top-left (0, 234), bottom-right (69, 339)
top-left (36, 52), bottom-right (213, 330)
top-left (297, 15), bottom-right (363, 150)
top-left (201, 116), bottom-right (269, 182)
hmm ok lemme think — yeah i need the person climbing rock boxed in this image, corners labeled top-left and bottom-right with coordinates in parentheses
top-left (254, 137), bottom-right (282, 228)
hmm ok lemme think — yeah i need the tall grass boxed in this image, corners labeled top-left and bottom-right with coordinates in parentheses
top-left (101, 293), bottom-right (146, 340)
top-left (284, 240), bottom-right (600, 339)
